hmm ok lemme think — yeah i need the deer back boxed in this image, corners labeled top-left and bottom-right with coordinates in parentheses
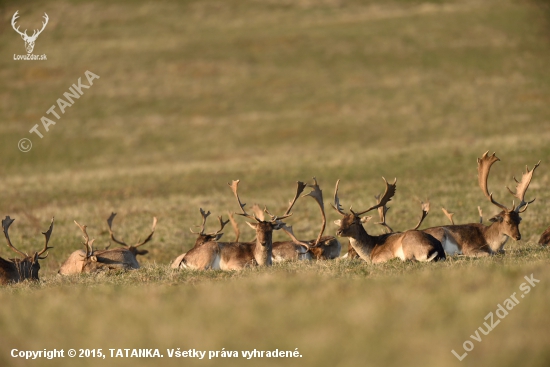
top-left (58, 248), bottom-right (140, 275)
top-left (0, 256), bottom-right (40, 284)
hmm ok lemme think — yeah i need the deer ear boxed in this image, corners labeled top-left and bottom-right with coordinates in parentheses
top-left (246, 222), bottom-right (257, 229)
top-left (214, 234), bottom-right (223, 241)
top-left (136, 249), bottom-right (149, 256)
top-left (91, 256), bottom-right (98, 262)
top-left (489, 215), bottom-right (502, 223)
top-left (360, 216), bottom-right (372, 224)
top-left (334, 219), bottom-right (341, 226)
top-left (272, 221), bottom-right (284, 230)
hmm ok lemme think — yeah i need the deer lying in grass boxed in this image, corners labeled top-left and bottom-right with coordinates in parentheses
top-left (178, 180), bottom-right (297, 270)
top-left (272, 178), bottom-right (341, 261)
top-left (0, 216), bottom-right (54, 285)
top-left (333, 178), bottom-right (445, 264)
top-left (58, 215), bottom-right (157, 274)
top-left (170, 209), bottom-right (229, 269)
top-left (423, 152), bottom-right (540, 256)
top-left (341, 194), bottom-right (431, 260)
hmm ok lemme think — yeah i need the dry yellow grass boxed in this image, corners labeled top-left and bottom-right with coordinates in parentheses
top-left (0, 0), bottom-right (549, 366)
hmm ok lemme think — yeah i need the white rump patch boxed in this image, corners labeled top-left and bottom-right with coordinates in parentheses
top-left (211, 254), bottom-right (221, 270)
top-left (395, 246), bottom-right (405, 260)
top-left (442, 238), bottom-right (462, 255)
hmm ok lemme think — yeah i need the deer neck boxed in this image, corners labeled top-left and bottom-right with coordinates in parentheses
top-left (12, 259), bottom-right (32, 282)
top-left (253, 230), bottom-right (273, 266)
top-left (482, 222), bottom-right (510, 252)
top-left (348, 225), bottom-right (375, 262)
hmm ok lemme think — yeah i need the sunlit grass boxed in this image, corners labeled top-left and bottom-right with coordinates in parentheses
top-left (0, 0), bottom-right (549, 366)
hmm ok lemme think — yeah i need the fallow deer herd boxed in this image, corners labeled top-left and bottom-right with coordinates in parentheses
top-left (0, 151), bottom-right (547, 284)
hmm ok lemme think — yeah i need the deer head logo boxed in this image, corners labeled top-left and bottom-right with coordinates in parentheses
top-left (11, 11), bottom-right (49, 54)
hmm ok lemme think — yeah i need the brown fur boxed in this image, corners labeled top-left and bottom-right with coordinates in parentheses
top-left (423, 210), bottom-right (522, 256)
top-left (271, 236), bottom-right (341, 262)
top-left (179, 221), bottom-right (280, 271)
top-left (0, 254), bottom-right (41, 285)
top-left (538, 226), bottom-right (550, 246)
top-left (171, 232), bottom-right (223, 269)
top-left (335, 213), bottom-right (445, 264)
top-left (0, 216), bottom-right (53, 285)
top-left (58, 247), bottom-right (141, 275)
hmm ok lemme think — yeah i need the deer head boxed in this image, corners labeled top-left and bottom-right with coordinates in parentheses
top-left (229, 180), bottom-right (304, 265)
top-left (477, 151), bottom-right (540, 241)
top-left (107, 213), bottom-right (157, 256)
top-left (190, 208), bottom-right (229, 246)
top-left (74, 221), bottom-right (126, 273)
top-left (11, 11), bottom-right (49, 54)
top-left (1, 216), bottom-right (54, 283)
top-left (332, 178), bottom-right (396, 238)
top-left (229, 180), bottom-right (300, 240)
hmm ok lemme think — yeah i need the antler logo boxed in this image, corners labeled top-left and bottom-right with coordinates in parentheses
top-left (11, 11), bottom-right (49, 54)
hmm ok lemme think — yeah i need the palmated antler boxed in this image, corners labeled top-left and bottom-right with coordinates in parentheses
top-left (285, 181), bottom-right (307, 216)
top-left (478, 206), bottom-right (483, 223)
top-left (229, 180), bottom-right (261, 222)
top-left (411, 200), bottom-right (430, 230)
top-left (2, 216), bottom-right (27, 257)
top-left (375, 193), bottom-right (393, 233)
top-left (74, 220), bottom-right (96, 258)
top-left (478, 151), bottom-right (510, 211)
top-left (279, 223), bottom-right (310, 250)
top-left (506, 161), bottom-right (540, 213)
top-left (332, 178), bottom-right (397, 217)
top-left (263, 206), bottom-right (293, 223)
top-left (228, 212), bottom-right (240, 242)
top-left (351, 177), bottom-right (397, 216)
top-left (441, 208), bottom-right (454, 225)
top-left (107, 213), bottom-right (157, 248)
top-left (332, 179), bottom-right (346, 215)
top-left (251, 204), bottom-right (265, 222)
top-left (302, 177), bottom-right (326, 246)
top-left (37, 217), bottom-right (54, 259)
top-left (270, 181), bottom-right (306, 222)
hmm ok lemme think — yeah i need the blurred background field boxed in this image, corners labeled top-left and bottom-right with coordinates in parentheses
top-left (0, 0), bottom-right (549, 366)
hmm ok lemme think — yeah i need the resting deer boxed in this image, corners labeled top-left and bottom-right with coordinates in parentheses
top-left (178, 180), bottom-right (296, 270)
top-left (423, 152), bottom-right (540, 256)
top-left (0, 216), bottom-right (54, 285)
top-left (105, 212), bottom-right (157, 255)
top-left (171, 209), bottom-right (229, 269)
top-left (341, 195), bottom-right (430, 260)
top-left (332, 178), bottom-right (445, 264)
top-left (58, 215), bottom-right (157, 275)
top-left (272, 178), bottom-right (341, 261)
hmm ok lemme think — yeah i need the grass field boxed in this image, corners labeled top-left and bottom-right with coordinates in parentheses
top-left (1, 0), bottom-right (550, 366)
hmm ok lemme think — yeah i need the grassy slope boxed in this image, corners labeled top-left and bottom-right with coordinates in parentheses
top-left (0, 0), bottom-right (549, 366)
